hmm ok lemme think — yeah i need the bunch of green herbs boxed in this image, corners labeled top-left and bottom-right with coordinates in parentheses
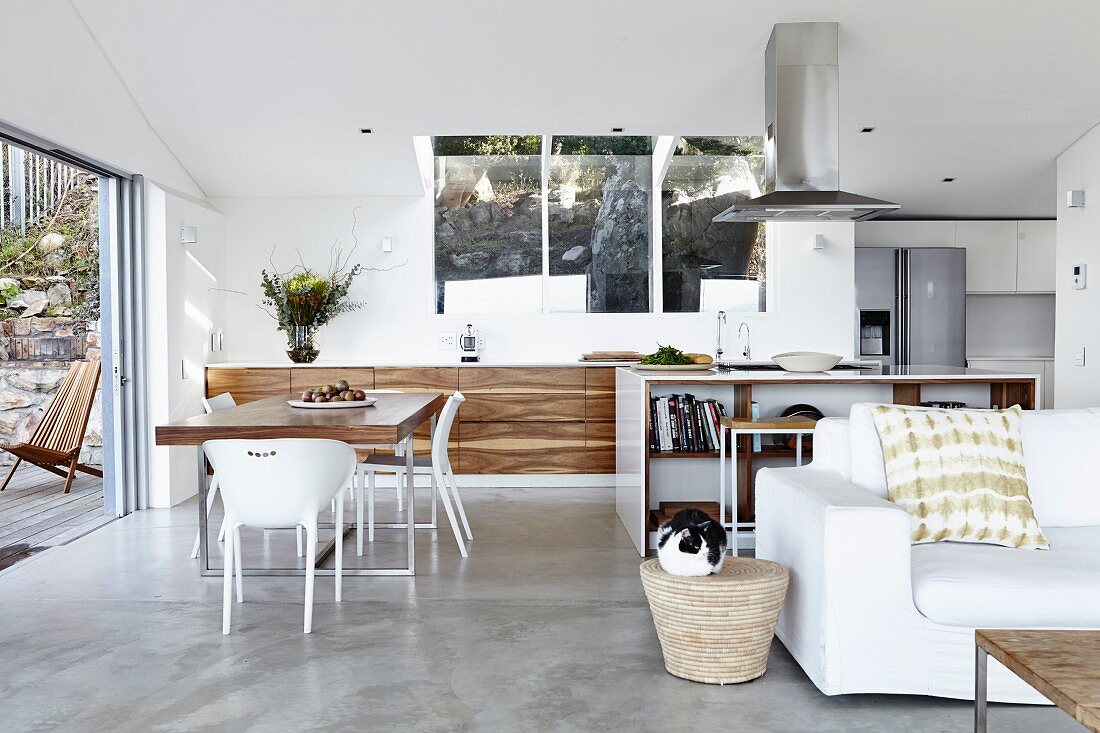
top-left (639, 344), bottom-right (693, 366)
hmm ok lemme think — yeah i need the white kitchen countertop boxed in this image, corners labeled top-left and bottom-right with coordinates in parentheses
top-left (967, 355), bottom-right (1055, 361)
top-left (205, 360), bottom-right (639, 368)
top-left (622, 364), bottom-right (1041, 382)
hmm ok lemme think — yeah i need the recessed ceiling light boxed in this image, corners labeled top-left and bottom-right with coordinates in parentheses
top-left (360, 128), bottom-right (373, 134)
top-left (611, 127), bottom-right (624, 133)
top-left (942, 177), bottom-right (956, 183)
top-left (860, 127), bottom-right (875, 133)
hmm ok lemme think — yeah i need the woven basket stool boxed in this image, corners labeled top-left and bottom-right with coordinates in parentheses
top-left (640, 557), bottom-right (789, 684)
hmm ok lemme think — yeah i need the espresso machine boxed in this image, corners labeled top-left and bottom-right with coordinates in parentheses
top-left (460, 324), bottom-right (480, 362)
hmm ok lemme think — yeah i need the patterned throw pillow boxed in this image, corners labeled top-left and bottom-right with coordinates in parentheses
top-left (869, 404), bottom-right (1049, 549)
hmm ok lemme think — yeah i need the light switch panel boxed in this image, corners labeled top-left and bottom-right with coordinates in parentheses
top-left (1075, 347), bottom-right (1086, 367)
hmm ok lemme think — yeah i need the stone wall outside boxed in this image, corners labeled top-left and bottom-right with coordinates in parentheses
top-left (0, 318), bottom-right (102, 467)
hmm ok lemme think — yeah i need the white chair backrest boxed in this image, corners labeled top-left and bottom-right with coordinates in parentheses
top-left (431, 391), bottom-right (465, 470)
top-left (203, 392), bottom-right (237, 414)
top-left (203, 439), bottom-right (356, 527)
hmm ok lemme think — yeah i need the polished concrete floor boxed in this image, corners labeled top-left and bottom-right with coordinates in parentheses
top-left (0, 486), bottom-right (1080, 732)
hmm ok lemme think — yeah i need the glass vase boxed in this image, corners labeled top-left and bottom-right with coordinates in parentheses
top-left (287, 325), bottom-right (319, 363)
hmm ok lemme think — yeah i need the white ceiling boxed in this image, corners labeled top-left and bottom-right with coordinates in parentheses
top-left (65, 0), bottom-right (1100, 217)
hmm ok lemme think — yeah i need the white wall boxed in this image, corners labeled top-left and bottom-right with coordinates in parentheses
top-left (965, 294), bottom-right (1055, 358)
top-left (1055, 123), bottom-right (1100, 408)
top-left (214, 196), bottom-right (856, 364)
top-left (146, 185), bottom-right (227, 507)
top-left (0, 0), bottom-right (203, 198)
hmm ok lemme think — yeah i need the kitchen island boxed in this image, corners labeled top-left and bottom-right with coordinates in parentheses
top-left (615, 364), bottom-right (1040, 555)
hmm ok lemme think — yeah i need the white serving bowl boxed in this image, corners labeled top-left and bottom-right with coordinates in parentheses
top-left (771, 351), bottom-right (843, 372)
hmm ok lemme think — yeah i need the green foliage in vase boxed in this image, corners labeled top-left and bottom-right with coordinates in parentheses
top-left (260, 260), bottom-right (363, 334)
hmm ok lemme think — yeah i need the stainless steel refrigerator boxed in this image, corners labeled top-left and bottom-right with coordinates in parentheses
top-left (855, 248), bottom-right (966, 368)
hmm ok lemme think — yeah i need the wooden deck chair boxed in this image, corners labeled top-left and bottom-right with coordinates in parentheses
top-left (0, 359), bottom-right (103, 494)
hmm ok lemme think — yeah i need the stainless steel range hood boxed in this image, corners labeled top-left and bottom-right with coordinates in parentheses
top-left (713, 22), bottom-right (898, 223)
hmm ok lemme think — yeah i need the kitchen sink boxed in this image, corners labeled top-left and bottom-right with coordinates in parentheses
top-left (715, 362), bottom-right (871, 372)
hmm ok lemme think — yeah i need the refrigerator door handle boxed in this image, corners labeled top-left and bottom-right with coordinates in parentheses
top-left (895, 249), bottom-right (908, 368)
top-left (904, 250), bottom-right (912, 367)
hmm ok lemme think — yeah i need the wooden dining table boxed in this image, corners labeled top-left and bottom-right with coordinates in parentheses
top-left (155, 391), bottom-right (446, 577)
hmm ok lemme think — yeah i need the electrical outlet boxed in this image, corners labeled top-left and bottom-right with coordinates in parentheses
top-left (476, 334), bottom-right (484, 349)
top-left (439, 333), bottom-right (456, 349)
top-left (1075, 347), bottom-right (1086, 367)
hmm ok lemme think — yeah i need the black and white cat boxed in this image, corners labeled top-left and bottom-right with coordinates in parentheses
top-left (656, 507), bottom-right (727, 577)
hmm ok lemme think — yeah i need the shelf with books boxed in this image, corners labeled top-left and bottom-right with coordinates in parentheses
top-left (648, 445), bottom-right (812, 460)
top-left (648, 391), bottom-right (728, 454)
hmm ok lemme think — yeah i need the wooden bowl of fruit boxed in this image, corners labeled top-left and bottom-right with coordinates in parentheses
top-left (288, 379), bottom-right (377, 409)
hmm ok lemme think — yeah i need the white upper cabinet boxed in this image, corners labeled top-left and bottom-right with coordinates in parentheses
top-left (1016, 220), bottom-right (1056, 293)
top-left (956, 220), bottom-right (1019, 293)
top-left (854, 220), bottom-right (957, 248)
top-left (855, 220), bottom-right (1055, 294)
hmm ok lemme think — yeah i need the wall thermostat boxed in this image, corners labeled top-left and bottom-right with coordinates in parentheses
top-left (1073, 263), bottom-right (1087, 290)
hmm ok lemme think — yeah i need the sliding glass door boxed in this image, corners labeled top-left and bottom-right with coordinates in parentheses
top-left (1, 124), bottom-right (147, 517)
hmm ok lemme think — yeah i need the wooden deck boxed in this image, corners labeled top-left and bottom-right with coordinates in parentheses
top-left (0, 466), bottom-right (110, 570)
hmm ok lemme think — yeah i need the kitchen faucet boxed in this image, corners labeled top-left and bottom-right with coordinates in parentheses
top-left (738, 322), bottom-right (751, 360)
top-left (715, 311), bottom-right (726, 361)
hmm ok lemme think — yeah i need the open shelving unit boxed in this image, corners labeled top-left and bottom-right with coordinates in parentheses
top-left (623, 372), bottom-right (1040, 555)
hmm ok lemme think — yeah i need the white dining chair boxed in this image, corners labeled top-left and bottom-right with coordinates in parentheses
top-left (192, 393), bottom-right (305, 559)
top-left (354, 389), bottom-right (407, 512)
top-left (356, 391), bottom-right (471, 557)
top-left (203, 438), bottom-right (355, 634)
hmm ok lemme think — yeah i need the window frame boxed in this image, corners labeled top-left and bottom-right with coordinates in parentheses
top-left (429, 134), bottom-right (775, 319)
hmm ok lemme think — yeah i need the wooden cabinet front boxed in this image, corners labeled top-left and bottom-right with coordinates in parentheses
top-left (205, 365), bottom-right (615, 474)
top-left (375, 367), bottom-right (459, 453)
top-left (458, 422), bottom-right (586, 474)
top-left (458, 367), bottom-right (585, 394)
top-left (206, 368), bottom-right (290, 403)
top-left (461, 393), bottom-right (585, 422)
top-left (290, 368), bottom-right (374, 394)
top-left (376, 367), bottom-right (459, 393)
top-left (585, 367), bottom-right (616, 422)
top-left (585, 420), bottom-right (616, 474)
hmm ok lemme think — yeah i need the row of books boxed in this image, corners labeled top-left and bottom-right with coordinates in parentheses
top-left (649, 394), bottom-right (727, 453)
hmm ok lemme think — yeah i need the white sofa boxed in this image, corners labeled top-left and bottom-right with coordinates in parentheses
top-left (755, 405), bottom-right (1100, 703)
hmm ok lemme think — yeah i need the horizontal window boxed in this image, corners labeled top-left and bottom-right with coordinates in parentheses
top-left (432, 135), bottom-right (766, 316)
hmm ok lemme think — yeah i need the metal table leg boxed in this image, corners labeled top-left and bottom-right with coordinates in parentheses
top-left (406, 433), bottom-right (415, 575)
top-left (975, 645), bottom-right (988, 732)
top-left (197, 448), bottom-right (209, 572)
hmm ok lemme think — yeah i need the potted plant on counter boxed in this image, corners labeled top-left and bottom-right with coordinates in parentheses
top-left (222, 208), bottom-right (406, 363)
top-left (261, 260), bottom-right (362, 363)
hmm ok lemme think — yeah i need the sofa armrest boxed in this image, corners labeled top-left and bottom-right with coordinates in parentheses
top-left (755, 466), bottom-right (923, 694)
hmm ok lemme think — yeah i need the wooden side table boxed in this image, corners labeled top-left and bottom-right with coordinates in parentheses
top-left (975, 629), bottom-right (1100, 732)
top-left (718, 416), bottom-right (817, 556)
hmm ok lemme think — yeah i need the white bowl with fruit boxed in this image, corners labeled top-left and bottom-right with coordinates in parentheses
top-left (289, 378), bottom-right (377, 409)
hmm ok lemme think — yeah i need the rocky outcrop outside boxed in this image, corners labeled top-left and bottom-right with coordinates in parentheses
top-left (433, 151), bottom-right (766, 313)
top-left (661, 155), bottom-right (766, 312)
top-left (584, 162), bottom-right (651, 312)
